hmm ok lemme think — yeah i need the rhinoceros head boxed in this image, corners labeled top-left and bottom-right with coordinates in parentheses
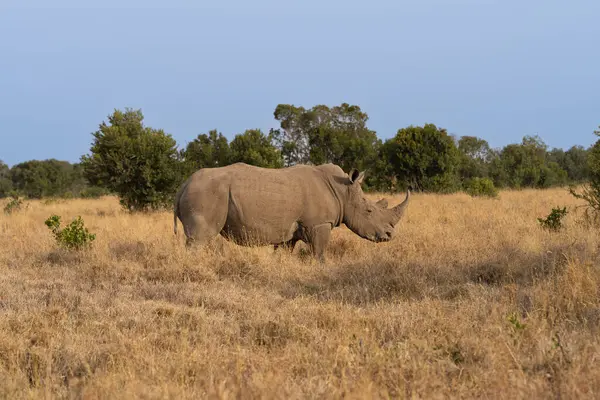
top-left (342, 169), bottom-right (410, 243)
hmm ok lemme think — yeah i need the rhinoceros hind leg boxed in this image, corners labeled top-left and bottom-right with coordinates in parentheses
top-left (185, 214), bottom-right (224, 249)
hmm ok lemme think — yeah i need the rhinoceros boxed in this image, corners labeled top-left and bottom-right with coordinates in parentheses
top-left (173, 162), bottom-right (410, 262)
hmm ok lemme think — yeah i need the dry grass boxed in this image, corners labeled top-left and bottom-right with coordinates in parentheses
top-left (1, 188), bottom-right (599, 399)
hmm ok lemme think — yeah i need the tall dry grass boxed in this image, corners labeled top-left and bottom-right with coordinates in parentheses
top-left (0, 189), bottom-right (599, 399)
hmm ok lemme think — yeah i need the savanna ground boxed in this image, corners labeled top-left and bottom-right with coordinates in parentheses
top-left (1, 188), bottom-right (599, 399)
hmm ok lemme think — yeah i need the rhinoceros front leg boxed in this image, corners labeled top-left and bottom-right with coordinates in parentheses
top-left (308, 224), bottom-right (331, 263)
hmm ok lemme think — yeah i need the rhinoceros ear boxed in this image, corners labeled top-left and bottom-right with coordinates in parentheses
top-left (349, 169), bottom-right (365, 185)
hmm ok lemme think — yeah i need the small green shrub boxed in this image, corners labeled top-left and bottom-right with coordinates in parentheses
top-left (44, 215), bottom-right (96, 250)
top-left (3, 195), bottom-right (24, 215)
top-left (569, 184), bottom-right (600, 226)
top-left (507, 312), bottom-right (526, 332)
top-left (464, 178), bottom-right (498, 198)
top-left (537, 206), bottom-right (568, 232)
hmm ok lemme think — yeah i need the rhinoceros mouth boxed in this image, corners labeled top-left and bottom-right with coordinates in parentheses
top-left (375, 231), bottom-right (393, 242)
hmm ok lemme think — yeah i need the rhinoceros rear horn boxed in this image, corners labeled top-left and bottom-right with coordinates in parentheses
top-left (392, 190), bottom-right (411, 221)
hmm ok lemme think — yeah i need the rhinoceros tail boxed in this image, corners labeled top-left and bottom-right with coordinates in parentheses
top-left (174, 208), bottom-right (178, 236)
top-left (173, 184), bottom-right (182, 236)
top-left (173, 176), bottom-right (192, 237)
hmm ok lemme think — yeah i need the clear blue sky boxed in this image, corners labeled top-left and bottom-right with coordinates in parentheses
top-left (1, 0), bottom-right (598, 167)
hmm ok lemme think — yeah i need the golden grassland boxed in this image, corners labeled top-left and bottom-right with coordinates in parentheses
top-left (0, 188), bottom-right (599, 399)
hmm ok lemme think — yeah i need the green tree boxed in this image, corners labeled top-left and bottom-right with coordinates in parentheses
top-left (272, 104), bottom-right (312, 166)
top-left (382, 123), bottom-right (461, 193)
top-left (547, 147), bottom-right (566, 167)
top-left (488, 148), bottom-right (509, 188)
top-left (564, 145), bottom-right (590, 182)
top-left (548, 145), bottom-right (589, 183)
top-left (69, 163), bottom-right (89, 196)
top-left (306, 103), bottom-right (380, 174)
top-left (9, 159), bottom-right (82, 198)
top-left (0, 160), bottom-right (12, 198)
top-left (80, 108), bottom-right (182, 211)
top-left (498, 143), bottom-right (541, 188)
top-left (272, 103), bottom-right (380, 174)
top-left (457, 135), bottom-right (492, 181)
top-left (182, 129), bottom-right (231, 174)
top-left (229, 129), bottom-right (284, 168)
top-left (490, 135), bottom-right (569, 189)
top-left (539, 161), bottom-right (569, 188)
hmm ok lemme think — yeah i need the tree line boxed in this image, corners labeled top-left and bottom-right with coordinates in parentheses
top-left (1, 105), bottom-right (597, 212)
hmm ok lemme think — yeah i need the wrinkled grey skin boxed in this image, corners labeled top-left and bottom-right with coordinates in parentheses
top-left (174, 162), bottom-right (410, 262)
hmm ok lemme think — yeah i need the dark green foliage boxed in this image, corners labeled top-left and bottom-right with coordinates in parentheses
top-left (1, 158), bottom-right (93, 199)
top-left (537, 206), bottom-right (568, 232)
top-left (457, 136), bottom-right (492, 180)
top-left (548, 145), bottom-right (589, 183)
top-left (0, 160), bottom-right (12, 198)
top-left (564, 145), bottom-right (590, 182)
top-left (5, 105), bottom-right (593, 199)
top-left (569, 127), bottom-right (600, 223)
top-left (272, 104), bottom-right (312, 165)
top-left (496, 136), bottom-right (547, 188)
top-left (80, 108), bottom-right (182, 211)
top-left (381, 123), bottom-right (460, 193)
top-left (272, 103), bottom-right (380, 173)
top-left (229, 129), bottom-right (283, 168)
top-left (364, 158), bottom-right (400, 193)
top-left (9, 159), bottom-right (84, 199)
top-left (307, 104), bottom-right (380, 173)
top-left (539, 161), bottom-right (569, 188)
top-left (182, 129), bottom-right (231, 174)
top-left (487, 135), bottom-right (572, 189)
top-left (463, 178), bottom-right (498, 198)
top-left (45, 215), bottom-right (96, 250)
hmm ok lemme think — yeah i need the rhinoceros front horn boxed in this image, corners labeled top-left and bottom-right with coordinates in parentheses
top-left (391, 190), bottom-right (410, 222)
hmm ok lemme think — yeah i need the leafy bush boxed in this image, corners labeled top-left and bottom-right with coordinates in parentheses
top-left (569, 184), bottom-right (600, 226)
top-left (45, 215), bottom-right (96, 250)
top-left (381, 123), bottom-right (461, 193)
top-left (537, 206), bottom-right (568, 232)
top-left (568, 127), bottom-right (600, 224)
top-left (80, 108), bottom-right (183, 212)
top-left (3, 195), bottom-right (24, 215)
top-left (464, 177), bottom-right (498, 198)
